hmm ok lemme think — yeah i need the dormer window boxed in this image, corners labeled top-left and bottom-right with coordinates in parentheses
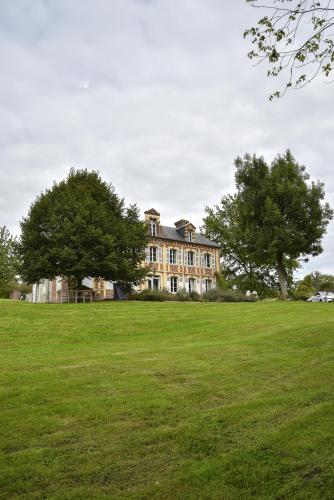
top-left (150, 221), bottom-right (157, 236)
top-left (188, 231), bottom-right (193, 242)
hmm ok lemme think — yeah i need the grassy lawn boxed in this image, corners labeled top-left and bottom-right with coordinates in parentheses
top-left (0, 300), bottom-right (333, 499)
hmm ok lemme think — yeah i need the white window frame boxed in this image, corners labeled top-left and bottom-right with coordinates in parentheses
top-left (149, 221), bottom-right (157, 236)
top-left (188, 231), bottom-right (193, 242)
top-left (169, 249), bottom-right (177, 264)
top-left (204, 253), bottom-right (211, 268)
top-left (187, 251), bottom-right (194, 267)
top-left (170, 276), bottom-right (178, 293)
top-left (188, 278), bottom-right (195, 293)
top-left (205, 279), bottom-right (212, 292)
top-left (149, 246), bottom-right (158, 262)
top-left (147, 276), bottom-right (160, 290)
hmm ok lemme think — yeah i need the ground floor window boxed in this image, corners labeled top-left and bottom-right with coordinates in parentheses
top-left (171, 276), bottom-right (178, 293)
top-left (205, 279), bottom-right (212, 292)
top-left (147, 277), bottom-right (160, 290)
top-left (188, 278), bottom-right (195, 292)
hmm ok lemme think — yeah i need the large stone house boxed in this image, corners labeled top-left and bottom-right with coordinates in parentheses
top-left (141, 209), bottom-right (220, 293)
top-left (32, 208), bottom-right (220, 302)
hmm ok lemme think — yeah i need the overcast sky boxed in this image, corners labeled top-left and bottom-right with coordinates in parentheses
top-left (1, 0), bottom-right (333, 276)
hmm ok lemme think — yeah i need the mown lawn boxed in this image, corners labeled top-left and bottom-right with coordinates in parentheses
top-left (0, 300), bottom-right (333, 499)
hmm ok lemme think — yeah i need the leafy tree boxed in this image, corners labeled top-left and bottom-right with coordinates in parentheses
top-left (204, 151), bottom-right (333, 299)
top-left (300, 271), bottom-right (334, 290)
top-left (244, 0), bottom-right (334, 99)
top-left (204, 196), bottom-right (284, 297)
top-left (19, 169), bottom-right (148, 287)
top-left (0, 226), bottom-right (19, 297)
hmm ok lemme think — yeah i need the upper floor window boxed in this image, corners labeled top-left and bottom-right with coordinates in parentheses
top-left (169, 249), bottom-right (177, 264)
top-left (149, 221), bottom-right (157, 236)
top-left (204, 253), bottom-right (211, 268)
top-left (188, 251), bottom-right (194, 267)
top-left (188, 231), bottom-right (193, 242)
top-left (149, 246), bottom-right (158, 262)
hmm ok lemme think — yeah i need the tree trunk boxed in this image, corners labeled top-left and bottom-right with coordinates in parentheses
top-left (276, 254), bottom-right (288, 300)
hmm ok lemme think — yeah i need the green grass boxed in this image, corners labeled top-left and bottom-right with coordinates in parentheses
top-left (0, 300), bottom-right (333, 499)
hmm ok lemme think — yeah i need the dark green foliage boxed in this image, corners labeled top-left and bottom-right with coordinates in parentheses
top-left (202, 288), bottom-right (257, 302)
top-left (205, 151), bottom-right (333, 299)
top-left (18, 169), bottom-right (148, 286)
top-left (0, 226), bottom-right (19, 298)
top-left (244, 1), bottom-right (334, 99)
top-left (294, 271), bottom-right (334, 300)
top-left (129, 289), bottom-right (172, 301)
top-left (189, 290), bottom-right (201, 302)
top-left (175, 288), bottom-right (192, 301)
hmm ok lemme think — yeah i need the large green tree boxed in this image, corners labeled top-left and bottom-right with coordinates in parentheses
top-left (205, 151), bottom-right (333, 299)
top-left (19, 169), bottom-right (148, 287)
top-left (244, 1), bottom-right (334, 99)
top-left (0, 226), bottom-right (18, 297)
top-left (204, 195), bottom-right (283, 297)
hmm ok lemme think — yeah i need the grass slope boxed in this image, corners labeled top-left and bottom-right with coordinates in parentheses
top-left (0, 300), bottom-right (333, 499)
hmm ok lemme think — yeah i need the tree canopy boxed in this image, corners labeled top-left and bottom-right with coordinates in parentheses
top-left (19, 169), bottom-right (148, 287)
top-left (244, 0), bottom-right (334, 99)
top-left (0, 226), bottom-right (18, 297)
top-left (204, 150), bottom-right (333, 298)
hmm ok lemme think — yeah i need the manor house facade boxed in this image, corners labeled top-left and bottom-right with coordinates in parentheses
top-left (32, 209), bottom-right (220, 302)
top-left (141, 209), bottom-right (220, 294)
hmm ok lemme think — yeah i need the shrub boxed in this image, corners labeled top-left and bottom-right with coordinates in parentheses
top-left (175, 289), bottom-right (192, 301)
top-left (129, 289), bottom-right (172, 301)
top-left (202, 288), bottom-right (258, 303)
top-left (189, 290), bottom-right (202, 302)
top-left (293, 284), bottom-right (315, 301)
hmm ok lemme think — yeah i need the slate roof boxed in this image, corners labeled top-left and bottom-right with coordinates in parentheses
top-left (153, 225), bottom-right (220, 248)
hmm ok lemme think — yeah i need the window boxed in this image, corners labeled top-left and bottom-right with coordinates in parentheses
top-left (171, 277), bottom-right (178, 293)
top-left (149, 221), bottom-right (157, 236)
top-left (188, 231), bottom-right (193, 242)
top-left (205, 279), bottom-right (212, 292)
top-left (149, 246), bottom-right (157, 262)
top-left (204, 253), bottom-right (211, 268)
top-left (188, 278), bottom-right (195, 293)
top-left (148, 277), bottom-right (160, 290)
top-left (169, 249), bottom-right (177, 264)
top-left (188, 251), bottom-right (194, 266)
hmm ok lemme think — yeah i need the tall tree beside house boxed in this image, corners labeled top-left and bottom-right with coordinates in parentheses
top-left (204, 151), bottom-right (333, 299)
top-left (0, 225), bottom-right (19, 297)
top-left (18, 169), bottom-right (148, 287)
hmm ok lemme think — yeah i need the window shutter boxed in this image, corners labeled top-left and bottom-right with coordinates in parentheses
top-left (201, 253), bottom-right (205, 267)
top-left (178, 249), bottom-right (183, 265)
top-left (184, 250), bottom-right (188, 265)
top-left (195, 251), bottom-right (199, 267)
top-left (166, 275), bottom-right (171, 292)
top-left (159, 247), bottom-right (163, 263)
top-left (145, 247), bottom-right (150, 262)
top-left (212, 254), bottom-right (215, 269)
top-left (167, 248), bottom-right (170, 263)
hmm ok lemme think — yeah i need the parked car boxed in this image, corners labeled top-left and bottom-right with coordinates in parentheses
top-left (307, 291), bottom-right (334, 302)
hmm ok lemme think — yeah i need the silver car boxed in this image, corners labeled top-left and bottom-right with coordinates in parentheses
top-left (307, 291), bottom-right (334, 303)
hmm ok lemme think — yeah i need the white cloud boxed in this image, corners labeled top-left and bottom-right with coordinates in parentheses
top-left (0, 0), bottom-right (333, 276)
